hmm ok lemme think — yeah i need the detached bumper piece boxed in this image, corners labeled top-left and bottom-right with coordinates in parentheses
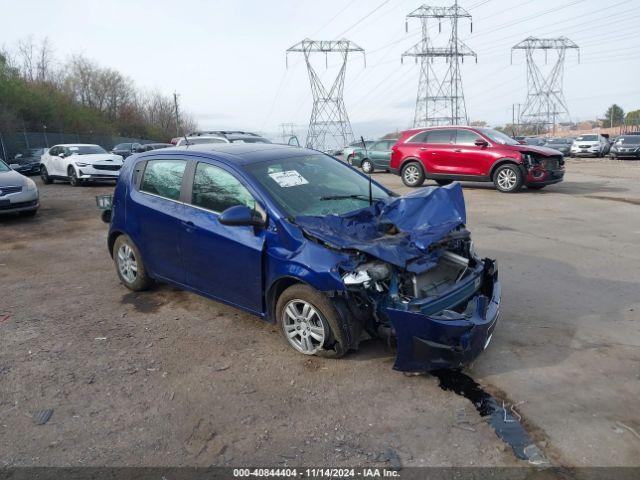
top-left (386, 259), bottom-right (500, 372)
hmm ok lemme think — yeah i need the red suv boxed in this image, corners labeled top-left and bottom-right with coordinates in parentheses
top-left (389, 126), bottom-right (565, 193)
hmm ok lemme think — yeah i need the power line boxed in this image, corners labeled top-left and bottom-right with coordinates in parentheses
top-left (334, 0), bottom-right (394, 39)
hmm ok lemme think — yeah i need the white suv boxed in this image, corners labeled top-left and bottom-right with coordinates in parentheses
top-left (40, 144), bottom-right (124, 186)
top-left (570, 134), bottom-right (609, 158)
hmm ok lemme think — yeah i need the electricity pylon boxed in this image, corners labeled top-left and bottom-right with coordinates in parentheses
top-left (512, 36), bottom-right (579, 133)
top-left (402, 1), bottom-right (476, 127)
top-left (286, 39), bottom-right (365, 151)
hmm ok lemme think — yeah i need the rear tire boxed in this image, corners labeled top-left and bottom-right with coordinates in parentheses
top-left (361, 159), bottom-right (374, 174)
top-left (113, 235), bottom-right (152, 291)
top-left (493, 164), bottom-right (523, 193)
top-left (40, 166), bottom-right (52, 185)
top-left (435, 179), bottom-right (452, 186)
top-left (401, 161), bottom-right (425, 188)
top-left (276, 284), bottom-right (348, 359)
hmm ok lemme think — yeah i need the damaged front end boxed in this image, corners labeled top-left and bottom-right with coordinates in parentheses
top-left (296, 184), bottom-right (500, 372)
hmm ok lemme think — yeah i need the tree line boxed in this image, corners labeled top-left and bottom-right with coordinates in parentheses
top-left (0, 37), bottom-right (197, 141)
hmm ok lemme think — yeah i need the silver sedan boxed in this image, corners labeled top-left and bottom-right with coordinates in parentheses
top-left (0, 160), bottom-right (39, 216)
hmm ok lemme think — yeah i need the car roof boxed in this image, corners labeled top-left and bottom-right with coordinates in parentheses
top-left (143, 143), bottom-right (321, 166)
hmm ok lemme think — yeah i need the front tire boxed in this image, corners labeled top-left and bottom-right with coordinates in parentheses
top-left (113, 235), bottom-right (152, 291)
top-left (401, 161), bottom-right (425, 188)
top-left (276, 284), bottom-right (347, 358)
top-left (40, 166), bottom-right (52, 185)
top-left (361, 159), bottom-right (374, 174)
top-left (493, 164), bottom-right (523, 193)
top-left (68, 166), bottom-right (81, 187)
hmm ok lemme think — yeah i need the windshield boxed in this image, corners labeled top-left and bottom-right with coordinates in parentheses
top-left (477, 128), bottom-right (520, 145)
top-left (576, 135), bottom-right (597, 141)
top-left (114, 143), bottom-right (132, 150)
top-left (69, 145), bottom-right (108, 155)
top-left (245, 154), bottom-right (391, 217)
top-left (616, 136), bottom-right (640, 144)
top-left (546, 138), bottom-right (571, 145)
top-left (0, 160), bottom-right (9, 172)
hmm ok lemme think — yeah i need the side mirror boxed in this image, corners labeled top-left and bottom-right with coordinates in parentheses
top-left (58, 152), bottom-right (66, 158)
top-left (14, 154), bottom-right (23, 160)
top-left (218, 205), bottom-right (265, 227)
top-left (474, 139), bottom-right (489, 147)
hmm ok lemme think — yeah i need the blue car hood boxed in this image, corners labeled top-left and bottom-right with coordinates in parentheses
top-left (295, 183), bottom-right (466, 274)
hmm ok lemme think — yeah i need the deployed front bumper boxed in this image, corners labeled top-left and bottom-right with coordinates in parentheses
top-left (385, 259), bottom-right (500, 372)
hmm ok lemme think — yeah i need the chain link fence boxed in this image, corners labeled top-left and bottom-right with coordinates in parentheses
top-left (0, 131), bottom-right (156, 162)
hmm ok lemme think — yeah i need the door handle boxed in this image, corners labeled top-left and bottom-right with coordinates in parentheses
top-left (419, 147), bottom-right (428, 151)
top-left (181, 220), bottom-right (195, 232)
top-left (454, 149), bottom-right (462, 152)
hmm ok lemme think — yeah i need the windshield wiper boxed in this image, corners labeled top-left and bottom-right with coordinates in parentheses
top-left (320, 194), bottom-right (380, 202)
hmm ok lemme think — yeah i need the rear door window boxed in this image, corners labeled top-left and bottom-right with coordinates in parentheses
top-left (140, 159), bottom-right (187, 201)
top-left (191, 162), bottom-right (255, 213)
top-left (425, 130), bottom-right (455, 144)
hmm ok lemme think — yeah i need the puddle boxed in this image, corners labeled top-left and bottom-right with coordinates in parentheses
top-left (121, 292), bottom-right (163, 313)
top-left (432, 369), bottom-right (549, 465)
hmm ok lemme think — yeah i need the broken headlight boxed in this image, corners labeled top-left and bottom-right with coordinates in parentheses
top-left (342, 261), bottom-right (391, 288)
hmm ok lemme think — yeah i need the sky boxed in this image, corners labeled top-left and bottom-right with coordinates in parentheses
top-left (1, 0), bottom-right (639, 141)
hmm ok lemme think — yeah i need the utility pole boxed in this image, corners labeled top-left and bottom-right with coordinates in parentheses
top-left (286, 39), bottom-right (365, 151)
top-left (402, 1), bottom-right (476, 127)
top-left (512, 37), bottom-right (579, 134)
top-left (173, 92), bottom-right (181, 137)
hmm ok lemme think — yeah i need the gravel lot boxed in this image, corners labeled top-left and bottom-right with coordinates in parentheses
top-left (1, 158), bottom-right (639, 468)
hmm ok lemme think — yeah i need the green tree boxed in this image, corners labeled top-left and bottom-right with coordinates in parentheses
top-left (603, 104), bottom-right (625, 128)
top-left (626, 109), bottom-right (640, 127)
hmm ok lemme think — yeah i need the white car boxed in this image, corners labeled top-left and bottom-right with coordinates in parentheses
top-left (175, 136), bottom-right (228, 147)
top-left (570, 134), bottom-right (609, 158)
top-left (40, 144), bottom-right (124, 186)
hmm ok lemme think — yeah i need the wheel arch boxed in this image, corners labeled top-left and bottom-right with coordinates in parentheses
top-left (107, 230), bottom-right (125, 258)
top-left (489, 158), bottom-right (524, 180)
top-left (400, 156), bottom-right (425, 173)
top-left (266, 276), bottom-right (309, 324)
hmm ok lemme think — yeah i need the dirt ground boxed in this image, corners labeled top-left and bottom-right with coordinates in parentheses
top-left (1, 158), bottom-right (639, 468)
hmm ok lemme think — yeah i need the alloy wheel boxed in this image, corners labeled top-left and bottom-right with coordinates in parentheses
top-left (496, 168), bottom-right (517, 191)
top-left (403, 165), bottom-right (420, 185)
top-left (362, 160), bottom-right (373, 173)
top-left (117, 243), bottom-right (138, 284)
top-left (282, 299), bottom-right (326, 355)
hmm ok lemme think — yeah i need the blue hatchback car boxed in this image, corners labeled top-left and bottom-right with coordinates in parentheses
top-left (107, 144), bottom-right (500, 372)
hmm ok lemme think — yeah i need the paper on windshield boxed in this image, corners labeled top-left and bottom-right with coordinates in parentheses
top-left (269, 170), bottom-right (309, 188)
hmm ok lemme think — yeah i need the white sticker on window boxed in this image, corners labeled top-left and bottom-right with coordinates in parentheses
top-left (269, 170), bottom-right (309, 188)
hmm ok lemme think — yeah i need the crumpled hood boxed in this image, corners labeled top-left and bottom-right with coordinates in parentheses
top-left (295, 183), bottom-right (466, 273)
top-left (509, 144), bottom-right (562, 156)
